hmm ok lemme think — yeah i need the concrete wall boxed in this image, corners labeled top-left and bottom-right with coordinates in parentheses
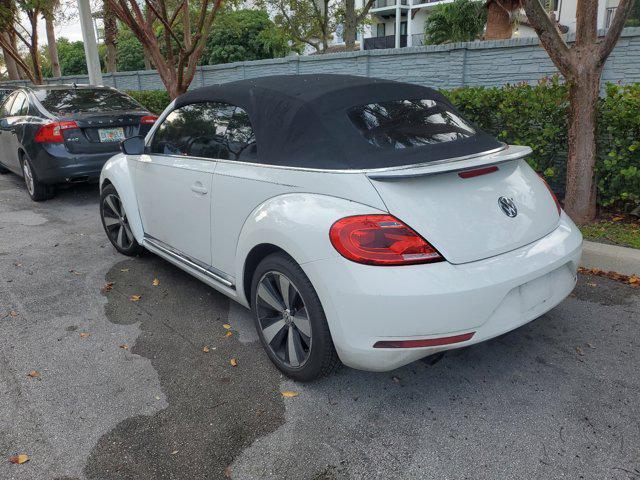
top-left (2, 27), bottom-right (639, 91)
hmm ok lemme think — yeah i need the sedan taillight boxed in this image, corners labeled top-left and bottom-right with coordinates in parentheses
top-left (329, 214), bottom-right (444, 266)
top-left (140, 115), bottom-right (158, 125)
top-left (34, 121), bottom-right (78, 143)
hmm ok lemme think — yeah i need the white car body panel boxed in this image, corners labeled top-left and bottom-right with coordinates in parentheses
top-left (134, 153), bottom-right (215, 265)
top-left (370, 159), bottom-right (561, 264)
top-left (302, 212), bottom-right (582, 370)
top-left (100, 154), bottom-right (144, 242)
top-left (101, 142), bottom-right (582, 372)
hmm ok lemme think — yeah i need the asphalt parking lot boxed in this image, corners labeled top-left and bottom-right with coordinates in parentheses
top-left (0, 173), bottom-right (639, 480)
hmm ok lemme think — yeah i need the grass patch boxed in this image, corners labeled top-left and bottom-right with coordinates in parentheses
top-left (580, 216), bottom-right (640, 249)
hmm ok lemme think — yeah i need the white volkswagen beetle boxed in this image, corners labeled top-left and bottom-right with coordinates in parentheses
top-left (99, 74), bottom-right (582, 381)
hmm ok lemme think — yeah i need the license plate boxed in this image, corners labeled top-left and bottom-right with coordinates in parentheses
top-left (98, 127), bottom-right (125, 142)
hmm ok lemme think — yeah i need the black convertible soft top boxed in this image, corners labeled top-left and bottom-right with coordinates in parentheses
top-left (174, 74), bottom-right (502, 170)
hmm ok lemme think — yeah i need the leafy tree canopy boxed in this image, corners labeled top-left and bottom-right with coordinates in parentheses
top-left (203, 9), bottom-right (290, 65)
top-left (115, 28), bottom-right (146, 72)
top-left (424, 0), bottom-right (486, 45)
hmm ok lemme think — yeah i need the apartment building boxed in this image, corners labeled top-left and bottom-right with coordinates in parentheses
top-left (356, 0), bottom-right (623, 50)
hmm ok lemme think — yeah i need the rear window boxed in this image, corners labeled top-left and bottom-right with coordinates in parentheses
top-left (348, 99), bottom-right (475, 149)
top-left (34, 88), bottom-right (143, 114)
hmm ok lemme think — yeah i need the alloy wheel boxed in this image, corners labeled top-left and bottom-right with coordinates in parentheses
top-left (102, 193), bottom-right (134, 250)
top-left (22, 161), bottom-right (34, 195)
top-left (256, 271), bottom-right (312, 368)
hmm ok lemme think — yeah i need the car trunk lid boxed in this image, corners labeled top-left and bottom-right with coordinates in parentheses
top-left (366, 146), bottom-right (560, 264)
top-left (60, 111), bottom-right (152, 154)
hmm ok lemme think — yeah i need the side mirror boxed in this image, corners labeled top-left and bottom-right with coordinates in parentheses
top-left (120, 135), bottom-right (145, 155)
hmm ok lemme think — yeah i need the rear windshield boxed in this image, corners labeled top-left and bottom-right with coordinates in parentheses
top-left (34, 88), bottom-right (143, 114)
top-left (348, 99), bottom-right (475, 149)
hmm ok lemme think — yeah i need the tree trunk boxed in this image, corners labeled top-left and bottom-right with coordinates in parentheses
top-left (1, 32), bottom-right (20, 80)
top-left (563, 66), bottom-right (601, 224)
top-left (45, 15), bottom-right (61, 77)
top-left (104, 2), bottom-right (118, 73)
top-left (343, 0), bottom-right (357, 50)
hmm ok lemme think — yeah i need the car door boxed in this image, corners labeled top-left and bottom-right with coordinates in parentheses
top-left (0, 92), bottom-right (19, 173)
top-left (134, 102), bottom-right (234, 265)
top-left (0, 91), bottom-right (28, 173)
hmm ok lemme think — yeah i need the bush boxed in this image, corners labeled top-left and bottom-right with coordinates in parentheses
top-left (126, 90), bottom-right (171, 114)
top-left (445, 79), bottom-right (640, 210)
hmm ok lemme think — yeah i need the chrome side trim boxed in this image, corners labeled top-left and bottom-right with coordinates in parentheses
top-left (139, 144), bottom-right (509, 175)
top-left (143, 236), bottom-right (235, 288)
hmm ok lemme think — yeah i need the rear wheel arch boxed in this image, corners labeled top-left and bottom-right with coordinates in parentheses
top-left (242, 243), bottom-right (289, 307)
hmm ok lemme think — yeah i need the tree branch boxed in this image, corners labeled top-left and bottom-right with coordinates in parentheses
top-left (599, 0), bottom-right (635, 63)
top-left (356, 0), bottom-right (376, 24)
top-left (522, 0), bottom-right (574, 77)
top-left (575, 0), bottom-right (598, 46)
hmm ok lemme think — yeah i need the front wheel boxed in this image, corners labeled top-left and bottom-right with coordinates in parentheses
top-left (251, 252), bottom-right (340, 382)
top-left (100, 184), bottom-right (143, 256)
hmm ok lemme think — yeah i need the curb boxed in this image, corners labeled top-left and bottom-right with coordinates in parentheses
top-left (580, 240), bottom-right (640, 276)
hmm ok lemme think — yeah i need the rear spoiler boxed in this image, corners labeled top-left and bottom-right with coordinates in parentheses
top-left (366, 145), bottom-right (532, 181)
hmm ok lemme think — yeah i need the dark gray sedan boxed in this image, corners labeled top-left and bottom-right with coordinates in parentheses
top-left (0, 85), bottom-right (157, 201)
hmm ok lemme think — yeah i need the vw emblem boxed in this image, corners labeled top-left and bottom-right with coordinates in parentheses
top-left (498, 196), bottom-right (518, 217)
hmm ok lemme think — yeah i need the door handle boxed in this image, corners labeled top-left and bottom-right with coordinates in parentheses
top-left (190, 183), bottom-right (208, 195)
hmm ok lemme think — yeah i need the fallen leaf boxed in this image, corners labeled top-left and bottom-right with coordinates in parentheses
top-left (202, 346), bottom-right (210, 353)
top-left (68, 269), bottom-right (83, 276)
top-left (391, 376), bottom-right (401, 384)
top-left (224, 466), bottom-right (232, 478)
top-left (14, 262), bottom-right (22, 267)
top-left (9, 311), bottom-right (19, 317)
top-left (281, 391), bottom-right (299, 398)
top-left (171, 450), bottom-right (178, 455)
top-left (101, 282), bottom-right (114, 293)
top-left (230, 358), bottom-right (238, 367)
top-left (612, 216), bottom-right (624, 222)
top-left (575, 346), bottom-right (584, 356)
top-left (119, 344), bottom-right (129, 350)
top-left (9, 454), bottom-right (29, 465)
top-left (152, 278), bottom-right (160, 286)
top-left (222, 324), bottom-right (231, 330)
top-left (587, 342), bottom-right (595, 349)
top-left (79, 332), bottom-right (90, 338)
top-left (120, 268), bottom-right (129, 272)
top-left (586, 282), bottom-right (597, 287)
top-left (225, 331), bottom-right (233, 338)
top-left (27, 371), bottom-right (40, 378)
top-left (130, 295), bottom-right (141, 302)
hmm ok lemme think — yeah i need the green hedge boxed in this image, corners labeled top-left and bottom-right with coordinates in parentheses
top-left (446, 79), bottom-right (640, 209)
top-left (126, 80), bottom-right (640, 209)
top-left (127, 90), bottom-right (171, 115)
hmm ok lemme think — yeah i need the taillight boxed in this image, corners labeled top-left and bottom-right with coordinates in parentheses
top-left (34, 121), bottom-right (78, 143)
top-left (538, 174), bottom-right (562, 216)
top-left (140, 115), bottom-right (158, 125)
top-left (329, 214), bottom-right (444, 266)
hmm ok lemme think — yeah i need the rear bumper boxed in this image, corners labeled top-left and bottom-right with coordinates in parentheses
top-left (31, 144), bottom-right (118, 184)
top-left (302, 212), bottom-right (583, 371)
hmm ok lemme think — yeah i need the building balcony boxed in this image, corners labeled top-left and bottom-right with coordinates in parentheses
top-left (372, 0), bottom-right (408, 9)
top-left (364, 35), bottom-right (408, 50)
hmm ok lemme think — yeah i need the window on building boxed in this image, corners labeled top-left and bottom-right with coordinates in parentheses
top-left (400, 21), bottom-right (408, 36)
top-left (376, 23), bottom-right (386, 37)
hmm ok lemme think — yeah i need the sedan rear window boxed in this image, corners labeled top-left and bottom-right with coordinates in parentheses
top-left (34, 88), bottom-right (143, 114)
top-left (348, 99), bottom-right (475, 149)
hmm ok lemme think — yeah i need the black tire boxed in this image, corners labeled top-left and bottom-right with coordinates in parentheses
top-left (251, 252), bottom-right (340, 382)
top-left (100, 184), bottom-right (143, 256)
top-left (20, 155), bottom-right (54, 201)
top-left (0, 163), bottom-right (10, 174)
